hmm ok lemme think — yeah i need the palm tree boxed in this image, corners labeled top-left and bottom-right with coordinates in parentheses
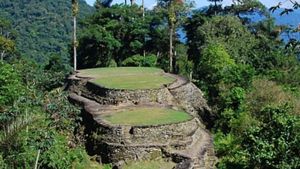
top-left (71, 0), bottom-right (79, 71)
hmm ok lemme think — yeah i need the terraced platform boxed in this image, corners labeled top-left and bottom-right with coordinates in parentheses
top-left (68, 67), bottom-right (216, 169)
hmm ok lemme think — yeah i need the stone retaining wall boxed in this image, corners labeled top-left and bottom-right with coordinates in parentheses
top-left (68, 73), bottom-right (216, 168)
top-left (69, 78), bottom-right (175, 105)
top-left (89, 117), bottom-right (200, 145)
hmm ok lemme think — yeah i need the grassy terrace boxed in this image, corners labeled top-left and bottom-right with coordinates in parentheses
top-left (78, 67), bottom-right (175, 89)
top-left (103, 107), bottom-right (192, 126)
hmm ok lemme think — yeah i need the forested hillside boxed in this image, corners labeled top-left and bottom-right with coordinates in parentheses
top-left (0, 0), bottom-right (300, 169)
top-left (0, 0), bottom-right (93, 63)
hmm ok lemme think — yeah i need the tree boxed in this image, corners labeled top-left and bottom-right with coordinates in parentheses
top-left (242, 105), bottom-right (300, 169)
top-left (228, 0), bottom-right (266, 15)
top-left (95, 0), bottom-right (113, 8)
top-left (270, 0), bottom-right (300, 15)
top-left (157, 0), bottom-right (192, 72)
top-left (0, 62), bottom-right (24, 110)
top-left (207, 0), bottom-right (223, 15)
top-left (130, 0), bottom-right (135, 5)
top-left (72, 0), bottom-right (79, 71)
top-left (0, 18), bottom-right (15, 61)
top-left (185, 15), bottom-right (258, 65)
top-left (77, 5), bottom-right (151, 68)
top-left (0, 36), bottom-right (15, 61)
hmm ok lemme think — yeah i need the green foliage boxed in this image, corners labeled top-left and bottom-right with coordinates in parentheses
top-left (0, 36), bottom-right (15, 60)
top-left (221, 87), bottom-right (246, 110)
top-left (196, 43), bottom-right (236, 99)
top-left (122, 55), bottom-right (145, 67)
top-left (214, 132), bottom-right (249, 169)
top-left (226, 0), bottom-right (266, 16)
top-left (0, 59), bottom-right (88, 168)
top-left (184, 9), bottom-right (300, 169)
top-left (246, 79), bottom-right (300, 116)
top-left (0, 62), bottom-right (25, 108)
top-left (41, 134), bottom-right (86, 169)
top-left (175, 44), bottom-right (193, 77)
top-left (198, 43), bottom-right (235, 83)
top-left (243, 105), bottom-right (300, 169)
top-left (78, 4), bottom-right (150, 68)
top-left (1, 116), bottom-right (89, 169)
top-left (0, 154), bottom-right (6, 169)
top-left (222, 64), bottom-right (255, 89)
top-left (122, 54), bottom-right (157, 67)
top-left (143, 54), bottom-right (157, 67)
top-left (45, 89), bottom-right (81, 132)
top-left (0, 0), bottom-right (93, 63)
top-left (185, 15), bottom-right (257, 66)
top-left (39, 55), bottom-right (71, 91)
top-left (215, 104), bottom-right (300, 169)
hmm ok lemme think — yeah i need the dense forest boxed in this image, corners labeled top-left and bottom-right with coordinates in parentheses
top-left (0, 0), bottom-right (300, 168)
top-left (0, 0), bottom-right (93, 63)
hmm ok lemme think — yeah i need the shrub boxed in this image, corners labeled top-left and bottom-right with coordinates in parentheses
top-left (0, 62), bottom-right (25, 108)
top-left (122, 54), bottom-right (157, 67)
top-left (108, 59), bottom-right (117, 67)
top-left (242, 105), bottom-right (300, 169)
top-left (246, 78), bottom-right (300, 115)
top-left (122, 55), bottom-right (144, 66)
top-left (143, 54), bottom-right (157, 67)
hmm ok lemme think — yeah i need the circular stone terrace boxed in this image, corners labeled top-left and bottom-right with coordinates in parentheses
top-left (77, 67), bottom-right (176, 90)
top-left (75, 67), bottom-right (192, 126)
top-left (101, 106), bottom-right (192, 126)
top-left (69, 67), bottom-right (215, 167)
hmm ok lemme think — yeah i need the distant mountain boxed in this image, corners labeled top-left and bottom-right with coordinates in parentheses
top-left (0, 0), bottom-right (94, 63)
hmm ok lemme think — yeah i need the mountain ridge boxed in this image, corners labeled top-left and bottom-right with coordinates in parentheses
top-left (0, 0), bottom-right (94, 63)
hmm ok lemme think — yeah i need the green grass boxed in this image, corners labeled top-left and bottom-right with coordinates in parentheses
top-left (103, 107), bottom-right (192, 126)
top-left (88, 160), bottom-right (175, 169)
top-left (78, 67), bottom-right (175, 89)
top-left (123, 160), bottom-right (176, 169)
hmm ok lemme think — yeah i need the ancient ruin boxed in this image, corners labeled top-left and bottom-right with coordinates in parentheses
top-left (68, 68), bottom-right (216, 169)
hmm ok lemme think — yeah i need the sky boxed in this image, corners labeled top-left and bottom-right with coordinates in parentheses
top-left (85, 0), bottom-right (292, 9)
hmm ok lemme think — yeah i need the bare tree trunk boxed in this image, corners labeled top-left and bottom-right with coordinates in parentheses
top-left (125, 0), bottom-right (127, 5)
top-left (214, 1), bottom-right (217, 15)
top-left (169, 23), bottom-right (174, 73)
top-left (142, 0), bottom-right (146, 59)
top-left (73, 16), bottom-right (77, 71)
top-left (130, 0), bottom-right (135, 5)
top-left (142, 0), bottom-right (145, 18)
top-left (34, 150), bottom-right (41, 169)
top-left (1, 51), bottom-right (5, 61)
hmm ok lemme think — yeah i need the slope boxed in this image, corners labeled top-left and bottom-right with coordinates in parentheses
top-left (0, 0), bottom-right (94, 63)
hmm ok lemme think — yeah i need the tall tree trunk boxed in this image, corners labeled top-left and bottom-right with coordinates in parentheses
top-left (73, 16), bottom-right (77, 71)
top-left (142, 0), bottom-right (145, 18)
top-left (0, 51), bottom-right (5, 61)
top-left (214, 1), bottom-right (217, 15)
top-left (130, 0), bottom-right (135, 5)
top-left (169, 23), bottom-right (174, 73)
top-left (125, 0), bottom-right (127, 5)
top-left (142, 0), bottom-right (145, 59)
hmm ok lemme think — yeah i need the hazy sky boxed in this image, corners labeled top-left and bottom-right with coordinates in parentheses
top-left (85, 0), bottom-right (291, 9)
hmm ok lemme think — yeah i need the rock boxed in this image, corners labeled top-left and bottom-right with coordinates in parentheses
top-left (68, 71), bottom-right (216, 168)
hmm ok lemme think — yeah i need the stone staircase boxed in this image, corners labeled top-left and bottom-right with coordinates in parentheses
top-left (169, 126), bottom-right (215, 169)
